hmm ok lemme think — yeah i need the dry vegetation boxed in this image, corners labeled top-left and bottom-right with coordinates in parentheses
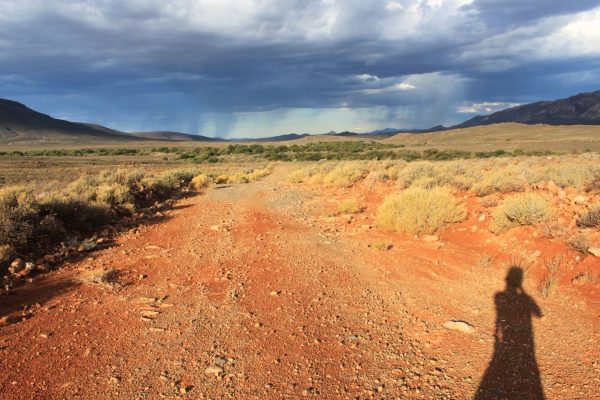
top-left (288, 153), bottom-right (600, 306)
top-left (0, 164), bottom-right (271, 281)
top-left (540, 256), bottom-right (562, 298)
top-left (577, 203), bottom-right (600, 227)
top-left (489, 194), bottom-right (553, 234)
top-left (290, 154), bottom-right (599, 235)
top-left (376, 187), bottom-right (466, 235)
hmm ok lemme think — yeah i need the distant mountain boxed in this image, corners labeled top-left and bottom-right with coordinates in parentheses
top-left (365, 128), bottom-right (401, 135)
top-left (454, 90), bottom-right (600, 128)
top-left (230, 133), bottom-right (310, 142)
top-left (130, 131), bottom-right (221, 141)
top-left (327, 131), bottom-right (358, 137)
top-left (0, 98), bottom-right (132, 144)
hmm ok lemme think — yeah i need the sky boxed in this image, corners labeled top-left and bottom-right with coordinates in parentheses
top-left (1, 0), bottom-right (599, 138)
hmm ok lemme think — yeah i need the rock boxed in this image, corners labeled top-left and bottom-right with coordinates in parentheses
top-left (204, 366), bottom-right (224, 375)
top-left (8, 259), bottom-right (25, 274)
top-left (78, 239), bottom-right (97, 252)
top-left (35, 262), bottom-right (51, 273)
top-left (0, 315), bottom-right (23, 326)
top-left (422, 235), bottom-right (439, 242)
top-left (478, 213), bottom-right (486, 222)
top-left (140, 310), bottom-right (160, 317)
top-left (573, 195), bottom-right (587, 204)
top-left (588, 248), bottom-right (600, 257)
top-left (443, 320), bottom-right (475, 334)
top-left (179, 385), bottom-right (193, 394)
top-left (269, 290), bottom-right (281, 296)
top-left (214, 356), bottom-right (228, 366)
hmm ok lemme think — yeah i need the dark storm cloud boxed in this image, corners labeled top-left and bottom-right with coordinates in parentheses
top-left (0, 0), bottom-right (599, 136)
top-left (465, 0), bottom-right (600, 27)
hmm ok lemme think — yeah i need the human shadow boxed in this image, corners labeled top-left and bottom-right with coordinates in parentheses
top-left (474, 267), bottom-right (545, 400)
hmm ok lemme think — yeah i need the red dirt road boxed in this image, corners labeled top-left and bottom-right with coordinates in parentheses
top-left (1, 167), bottom-right (599, 399)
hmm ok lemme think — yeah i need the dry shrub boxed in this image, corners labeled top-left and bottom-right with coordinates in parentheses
top-left (370, 160), bottom-right (476, 191)
top-left (572, 271), bottom-right (598, 284)
top-left (112, 169), bottom-right (146, 187)
top-left (138, 177), bottom-right (174, 202)
top-left (395, 162), bottom-right (438, 188)
top-left (0, 185), bottom-right (34, 209)
top-left (472, 171), bottom-right (526, 197)
top-left (540, 256), bottom-right (561, 298)
top-left (0, 204), bottom-right (41, 250)
top-left (525, 162), bottom-right (599, 189)
top-left (372, 241), bottom-right (393, 251)
top-left (541, 223), bottom-right (565, 239)
top-left (475, 254), bottom-right (494, 268)
top-left (79, 268), bottom-right (120, 287)
top-left (0, 244), bottom-right (14, 270)
top-left (158, 169), bottom-right (197, 189)
top-left (577, 203), bottom-right (600, 228)
top-left (288, 169), bottom-right (307, 183)
top-left (214, 174), bottom-right (231, 184)
top-left (569, 233), bottom-right (590, 254)
top-left (247, 167), bottom-right (271, 181)
top-left (376, 187), bottom-right (466, 235)
top-left (66, 175), bottom-right (99, 200)
top-left (490, 194), bottom-right (553, 234)
top-left (230, 172), bottom-right (250, 184)
top-left (338, 199), bottom-right (362, 214)
top-left (289, 162), bottom-right (367, 187)
top-left (480, 196), bottom-right (499, 208)
top-left (320, 163), bottom-right (367, 187)
top-left (96, 183), bottom-right (134, 209)
top-left (369, 162), bottom-right (406, 181)
top-left (191, 174), bottom-right (210, 190)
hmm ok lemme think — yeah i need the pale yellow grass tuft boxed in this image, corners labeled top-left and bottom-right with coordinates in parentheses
top-left (490, 193), bottom-right (553, 234)
top-left (376, 187), bottom-right (466, 235)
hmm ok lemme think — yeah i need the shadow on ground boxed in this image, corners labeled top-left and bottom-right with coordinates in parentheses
top-left (474, 267), bottom-right (545, 400)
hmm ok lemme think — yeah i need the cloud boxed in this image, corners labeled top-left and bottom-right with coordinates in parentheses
top-left (457, 102), bottom-right (521, 114)
top-left (0, 0), bottom-right (598, 136)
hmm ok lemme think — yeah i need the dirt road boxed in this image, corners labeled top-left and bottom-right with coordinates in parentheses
top-left (1, 167), bottom-right (599, 399)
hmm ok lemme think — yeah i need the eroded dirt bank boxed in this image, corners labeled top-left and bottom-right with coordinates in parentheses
top-left (1, 166), bottom-right (599, 399)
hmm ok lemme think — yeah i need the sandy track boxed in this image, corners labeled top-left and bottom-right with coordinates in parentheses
top-left (1, 167), bottom-right (598, 399)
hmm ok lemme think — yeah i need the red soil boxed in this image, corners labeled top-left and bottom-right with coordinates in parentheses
top-left (1, 166), bottom-right (599, 399)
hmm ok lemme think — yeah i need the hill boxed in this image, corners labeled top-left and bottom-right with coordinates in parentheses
top-left (385, 122), bottom-right (600, 152)
top-left (130, 131), bottom-right (221, 141)
top-left (454, 90), bottom-right (600, 128)
top-left (0, 98), bottom-right (133, 145)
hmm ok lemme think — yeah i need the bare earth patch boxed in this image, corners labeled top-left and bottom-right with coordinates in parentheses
top-left (0, 165), bottom-right (599, 399)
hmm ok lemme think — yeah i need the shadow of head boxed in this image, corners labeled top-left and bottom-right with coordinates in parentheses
top-left (506, 266), bottom-right (524, 290)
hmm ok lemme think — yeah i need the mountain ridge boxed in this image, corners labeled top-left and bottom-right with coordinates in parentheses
top-left (452, 90), bottom-right (600, 128)
top-left (2, 90), bottom-right (599, 144)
